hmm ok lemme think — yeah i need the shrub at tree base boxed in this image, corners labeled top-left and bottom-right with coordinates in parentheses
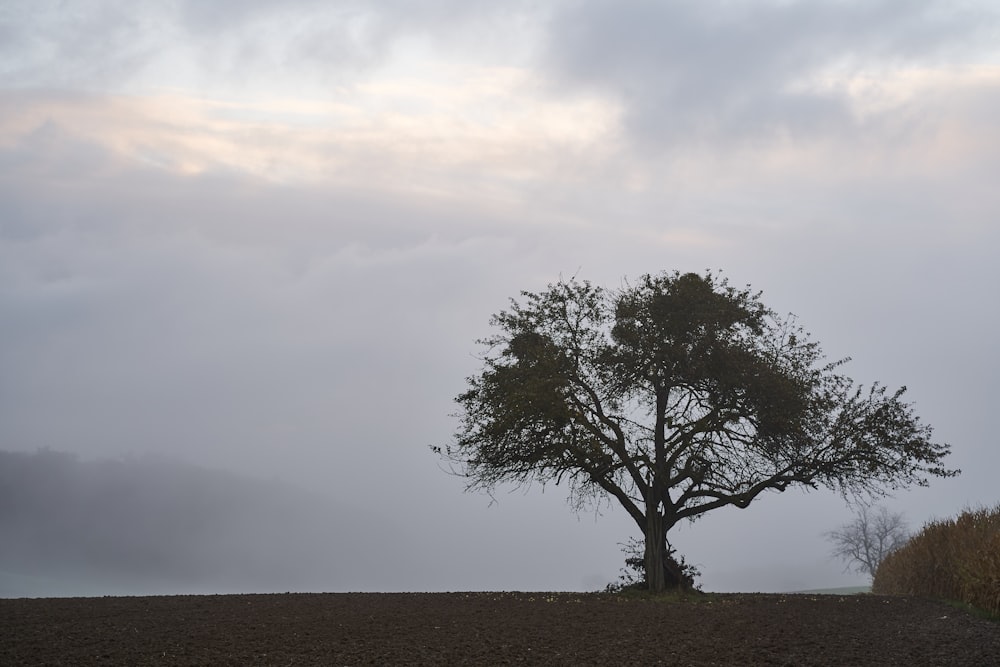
top-left (605, 538), bottom-right (701, 593)
top-left (872, 504), bottom-right (1000, 616)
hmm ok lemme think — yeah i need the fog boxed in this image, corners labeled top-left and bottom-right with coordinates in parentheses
top-left (0, 450), bottom-right (401, 596)
top-left (2, 0), bottom-right (998, 597)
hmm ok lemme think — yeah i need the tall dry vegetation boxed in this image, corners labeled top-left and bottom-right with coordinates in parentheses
top-left (872, 504), bottom-right (1000, 616)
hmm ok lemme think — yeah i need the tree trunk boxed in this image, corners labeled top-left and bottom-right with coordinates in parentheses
top-left (644, 502), bottom-right (666, 593)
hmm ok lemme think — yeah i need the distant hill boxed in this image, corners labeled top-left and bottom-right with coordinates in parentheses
top-left (0, 449), bottom-right (384, 597)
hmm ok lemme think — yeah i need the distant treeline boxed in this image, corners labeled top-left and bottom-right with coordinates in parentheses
top-left (0, 449), bottom-right (356, 596)
top-left (873, 504), bottom-right (1000, 617)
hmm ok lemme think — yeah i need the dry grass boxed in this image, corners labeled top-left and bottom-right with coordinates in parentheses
top-left (872, 504), bottom-right (1000, 617)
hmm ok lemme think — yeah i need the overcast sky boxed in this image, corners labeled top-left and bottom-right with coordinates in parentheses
top-left (2, 0), bottom-right (998, 595)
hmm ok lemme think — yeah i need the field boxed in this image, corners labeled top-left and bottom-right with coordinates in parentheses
top-left (3, 591), bottom-right (999, 666)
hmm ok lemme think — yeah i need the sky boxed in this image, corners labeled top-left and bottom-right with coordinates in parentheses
top-left (2, 0), bottom-right (998, 595)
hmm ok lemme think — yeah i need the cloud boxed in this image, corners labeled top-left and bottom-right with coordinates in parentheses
top-left (541, 0), bottom-right (1000, 150)
top-left (0, 0), bottom-right (171, 89)
top-left (0, 0), bottom-right (541, 94)
top-left (0, 81), bottom-right (619, 202)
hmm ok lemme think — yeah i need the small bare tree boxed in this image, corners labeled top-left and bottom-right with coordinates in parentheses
top-left (827, 505), bottom-right (909, 579)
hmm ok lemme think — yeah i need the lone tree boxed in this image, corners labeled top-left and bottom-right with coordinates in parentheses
top-left (437, 271), bottom-right (957, 592)
top-left (827, 504), bottom-right (910, 579)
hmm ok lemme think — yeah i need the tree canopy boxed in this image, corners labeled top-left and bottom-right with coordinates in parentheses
top-left (437, 271), bottom-right (957, 591)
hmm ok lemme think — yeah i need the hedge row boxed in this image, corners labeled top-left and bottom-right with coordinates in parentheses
top-left (872, 504), bottom-right (1000, 616)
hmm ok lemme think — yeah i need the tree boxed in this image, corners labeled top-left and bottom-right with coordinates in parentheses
top-left (827, 504), bottom-right (909, 579)
top-left (436, 271), bottom-right (957, 592)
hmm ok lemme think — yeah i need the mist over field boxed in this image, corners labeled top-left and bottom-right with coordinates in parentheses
top-left (2, 0), bottom-right (998, 597)
top-left (0, 450), bottom-right (403, 597)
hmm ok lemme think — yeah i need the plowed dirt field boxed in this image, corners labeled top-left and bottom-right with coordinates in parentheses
top-left (2, 591), bottom-right (998, 665)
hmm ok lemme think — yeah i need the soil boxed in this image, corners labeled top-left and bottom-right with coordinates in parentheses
top-left (2, 591), bottom-right (998, 666)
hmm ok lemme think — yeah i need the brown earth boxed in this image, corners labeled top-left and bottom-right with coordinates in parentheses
top-left (2, 591), bottom-right (998, 666)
